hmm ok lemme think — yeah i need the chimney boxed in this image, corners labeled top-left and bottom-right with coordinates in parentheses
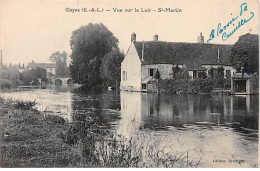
top-left (197, 32), bottom-right (204, 43)
top-left (131, 33), bottom-right (136, 42)
top-left (153, 34), bottom-right (158, 42)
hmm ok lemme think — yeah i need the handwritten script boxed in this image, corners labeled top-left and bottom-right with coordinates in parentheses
top-left (206, 3), bottom-right (254, 43)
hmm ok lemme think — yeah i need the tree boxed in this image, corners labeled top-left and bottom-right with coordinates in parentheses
top-left (154, 69), bottom-right (161, 81)
top-left (21, 67), bottom-right (47, 85)
top-left (49, 51), bottom-right (69, 77)
top-left (198, 71), bottom-right (207, 79)
top-left (172, 66), bottom-right (189, 79)
top-left (69, 23), bottom-right (119, 87)
top-left (208, 67), bottom-right (225, 88)
top-left (100, 48), bottom-right (124, 87)
top-left (230, 34), bottom-right (259, 73)
top-left (0, 69), bottom-right (20, 86)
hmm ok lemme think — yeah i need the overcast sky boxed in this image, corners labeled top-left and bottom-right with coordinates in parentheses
top-left (0, 0), bottom-right (258, 65)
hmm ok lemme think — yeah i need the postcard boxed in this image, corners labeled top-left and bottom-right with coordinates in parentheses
top-left (0, 0), bottom-right (259, 168)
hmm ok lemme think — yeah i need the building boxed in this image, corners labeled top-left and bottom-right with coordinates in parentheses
top-left (120, 33), bottom-right (236, 92)
top-left (27, 60), bottom-right (56, 77)
top-left (231, 72), bottom-right (258, 95)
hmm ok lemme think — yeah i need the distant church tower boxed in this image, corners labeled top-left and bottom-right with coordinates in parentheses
top-left (197, 32), bottom-right (204, 43)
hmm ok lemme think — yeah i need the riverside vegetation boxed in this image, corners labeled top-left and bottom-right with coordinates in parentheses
top-left (157, 66), bottom-right (231, 94)
top-left (0, 97), bottom-right (201, 167)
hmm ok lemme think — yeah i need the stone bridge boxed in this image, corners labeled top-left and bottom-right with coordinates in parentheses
top-left (52, 77), bottom-right (73, 85)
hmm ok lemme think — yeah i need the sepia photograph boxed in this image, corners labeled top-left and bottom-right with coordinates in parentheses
top-left (0, 0), bottom-right (259, 168)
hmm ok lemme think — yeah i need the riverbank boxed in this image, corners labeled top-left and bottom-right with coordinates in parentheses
top-left (0, 98), bottom-right (76, 167)
top-left (0, 97), bottom-right (200, 168)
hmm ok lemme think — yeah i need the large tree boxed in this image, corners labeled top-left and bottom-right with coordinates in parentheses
top-left (69, 23), bottom-right (119, 87)
top-left (49, 51), bottom-right (69, 77)
top-left (230, 34), bottom-right (259, 73)
top-left (100, 48), bottom-right (124, 87)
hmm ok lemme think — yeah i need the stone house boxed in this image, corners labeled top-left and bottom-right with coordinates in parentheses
top-left (120, 33), bottom-right (236, 92)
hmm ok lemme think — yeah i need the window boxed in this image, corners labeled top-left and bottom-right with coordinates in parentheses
top-left (123, 71), bottom-right (126, 81)
top-left (150, 106), bottom-right (154, 115)
top-left (226, 70), bottom-right (231, 78)
top-left (149, 68), bottom-right (155, 76)
top-left (142, 84), bottom-right (147, 90)
top-left (193, 71), bottom-right (197, 79)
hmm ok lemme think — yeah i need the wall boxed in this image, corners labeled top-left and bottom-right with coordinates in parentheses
top-left (141, 64), bottom-right (175, 80)
top-left (188, 71), bottom-right (193, 79)
top-left (46, 67), bottom-right (55, 75)
top-left (120, 43), bottom-right (142, 91)
top-left (249, 74), bottom-right (259, 94)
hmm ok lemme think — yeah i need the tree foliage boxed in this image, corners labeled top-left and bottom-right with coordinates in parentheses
top-left (0, 69), bottom-right (20, 86)
top-left (172, 66), bottom-right (189, 79)
top-left (49, 51), bottom-right (69, 77)
top-left (198, 71), bottom-right (207, 79)
top-left (208, 67), bottom-right (225, 88)
top-left (100, 48), bottom-right (124, 87)
top-left (230, 34), bottom-right (259, 73)
top-left (154, 69), bottom-right (161, 81)
top-left (21, 67), bottom-right (47, 85)
top-left (69, 23), bottom-right (119, 87)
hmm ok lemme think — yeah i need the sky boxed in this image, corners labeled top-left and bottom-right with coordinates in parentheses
top-left (0, 0), bottom-right (259, 65)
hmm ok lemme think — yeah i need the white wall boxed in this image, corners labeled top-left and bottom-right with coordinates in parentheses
top-left (46, 67), bottom-right (55, 75)
top-left (120, 43), bottom-right (142, 91)
top-left (188, 71), bottom-right (193, 79)
top-left (141, 64), bottom-right (173, 80)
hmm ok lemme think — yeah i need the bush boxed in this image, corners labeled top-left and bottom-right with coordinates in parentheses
top-left (14, 100), bottom-right (37, 110)
top-left (158, 78), bottom-right (189, 93)
top-left (208, 67), bottom-right (225, 89)
top-left (0, 79), bottom-right (13, 89)
top-left (158, 78), bottom-right (213, 94)
top-left (188, 78), bottom-right (213, 94)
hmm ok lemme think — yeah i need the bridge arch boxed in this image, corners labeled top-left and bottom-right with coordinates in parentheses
top-left (53, 77), bottom-right (72, 86)
top-left (55, 79), bottom-right (62, 85)
top-left (67, 78), bottom-right (73, 84)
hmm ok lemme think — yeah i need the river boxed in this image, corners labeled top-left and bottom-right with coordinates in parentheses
top-left (0, 85), bottom-right (258, 167)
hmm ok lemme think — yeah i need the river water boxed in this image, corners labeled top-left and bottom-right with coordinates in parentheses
top-left (0, 85), bottom-right (258, 167)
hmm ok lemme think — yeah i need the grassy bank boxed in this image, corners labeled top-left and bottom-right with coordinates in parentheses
top-left (0, 98), bottom-right (201, 168)
top-left (0, 98), bottom-right (76, 167)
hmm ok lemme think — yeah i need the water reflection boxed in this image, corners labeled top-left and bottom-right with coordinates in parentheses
top-left (0, 85), bottom-right (74, 122)
top-left (119, 91), bottom-right (258, 167)
top-left (120, 92), bottom-right (258, 132)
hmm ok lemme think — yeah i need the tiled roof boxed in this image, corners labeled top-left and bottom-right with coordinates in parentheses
top-left (133, 41), bottom-right (233, 66)
top-left (183, 59), bottom-right (205, 71)
top-left (28, 63), bottom-right (56, 68)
